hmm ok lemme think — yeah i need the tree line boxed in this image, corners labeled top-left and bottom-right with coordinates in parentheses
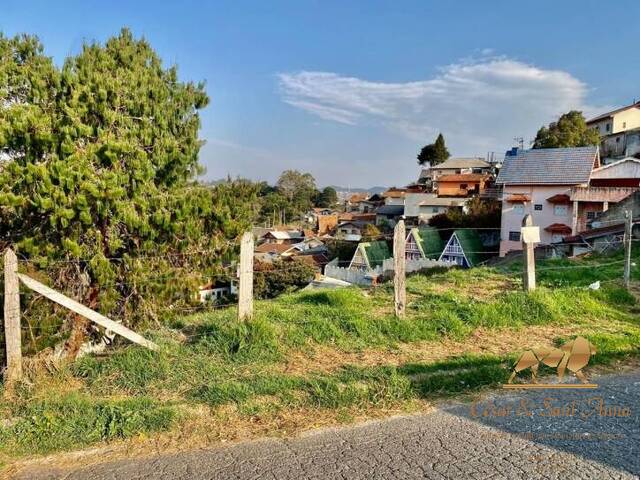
top-left (257, 170), bottom-right (337, 226)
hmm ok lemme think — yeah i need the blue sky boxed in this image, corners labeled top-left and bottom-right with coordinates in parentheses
top-left (3, 1), bottom-right (639, 187)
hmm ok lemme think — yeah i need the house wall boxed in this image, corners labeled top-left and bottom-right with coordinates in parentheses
top-left (612, 108), bottom-right (640, 134)
top-left (431, 167), bottom-right (461, 179)
top-left (404, 193), bottom-right (433, 217)
top-left (590, 118), bottom-right (612, 136)
top-left (337, 225), bottom-right (362, 236)
top-left (591, 160), bottom-right (640, 180)
top-left (418, 204), bottom-right (461, 222)
top-left (576, 202), bottom-right (605, 233)
top-left (437, 180), bottom-right (483, 197)
top-left (596, 191), bottom-right (640, 225)
top-left (602, 133), bottom-right (627, 157)
top-left (199, 286), bottom-right (232, 303)
top-left (384, 197), bottom-right (405, 206)
top-left (625, 131), bottom-right (640, 157)
top-left (499, 185), bottom-right (577, 256)
top-left (317, 214), bottom-right (338, 235)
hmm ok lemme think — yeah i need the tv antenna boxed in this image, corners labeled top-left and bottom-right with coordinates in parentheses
top-left (513, 137), bottom-right (524, 149)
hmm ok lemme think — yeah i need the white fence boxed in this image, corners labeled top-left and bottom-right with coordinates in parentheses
top-left (383, 257), bottom-right (455, 274)
top-left (324, 261), bottom-right (383, 286)
top-left (324, 257), bottom-right (454, 286)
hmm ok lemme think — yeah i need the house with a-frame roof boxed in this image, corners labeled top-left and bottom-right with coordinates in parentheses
top-left (348, 240), bottom-right (392, 271)
top-left (405, 226), bottom-right (444, 260)
top-left (438, 230), bottom-right (488, 268)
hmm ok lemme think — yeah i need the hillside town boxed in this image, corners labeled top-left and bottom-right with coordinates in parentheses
top-left (242, 102), bottom-right (640, 292)
top-left (2, 9), bottom-right (640, 479)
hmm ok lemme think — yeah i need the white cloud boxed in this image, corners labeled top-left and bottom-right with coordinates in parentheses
top-left (278, 57), bottom-right (603, 153)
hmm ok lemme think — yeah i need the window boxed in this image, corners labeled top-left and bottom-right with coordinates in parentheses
top-left (554, 204), bottom-right (568, 216)
top-left (509, 231), bottom-right (521, 241)
top-left (586, 211), bottom-right (597, 220)
top-left (513, 204), bottom-right (524, 214)
top-left (534, 204), bottom-right (543, 211)
top-left (431, 207), bottom-right (439, 213)
top-left (551, 233), bottom-right (564, 243)
top-left (606, 123), bottom-right (611, 132)
top-left (623, 122), bottom-right (627, 129)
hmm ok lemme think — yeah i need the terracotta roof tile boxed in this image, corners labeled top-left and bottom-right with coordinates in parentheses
top-left (544, 223), bottom-right (572, 234)
top-left (437, 173), bottom-right (489, 182)
top-left (505, 194), bottom-right (531, 202)
top-left (546, 194), bottom-right (571, 204)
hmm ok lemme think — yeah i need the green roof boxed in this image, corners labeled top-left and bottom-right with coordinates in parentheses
top-left (411, 226), bottom-right (444, 259)
top-left (452, 230), bottom-right (487, 267)
top-left (362, 240), bottom-right (392, 268)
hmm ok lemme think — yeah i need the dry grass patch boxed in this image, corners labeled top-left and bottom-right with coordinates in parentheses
top-left (277, 324), bottom-right (586, 376)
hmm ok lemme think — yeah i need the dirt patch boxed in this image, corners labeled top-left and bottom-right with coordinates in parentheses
top-left (409, 274), bottom-right (519, 302)
top-left (278, 324), bottom-right (585, 376)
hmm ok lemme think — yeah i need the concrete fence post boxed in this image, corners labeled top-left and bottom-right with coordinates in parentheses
top-left (3, 248), bottom-right (22, 386)
top-left (238, 231), bottom-right (254, 321)
top-left (521, 215), bottom-right (538, 292)
top-left (624, 211), bottom-right (632, 289)
top-left (393, 219), bottom-right (406, 318)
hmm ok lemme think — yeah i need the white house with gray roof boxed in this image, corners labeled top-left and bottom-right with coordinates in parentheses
top-left (418, 157), bottom-right (492, 186)
top-left (496, 146), bottom-right (600, 256)
top-left (404, 193), bottom-right (467, 224)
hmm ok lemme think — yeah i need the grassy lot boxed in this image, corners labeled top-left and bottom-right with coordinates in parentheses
top-left (1, 247), bottom-right (639, 465)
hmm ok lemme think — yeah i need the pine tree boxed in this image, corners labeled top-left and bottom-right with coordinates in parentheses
top-left (417, 133), bottom-right (450, 166)
top-left (0, 30), bottom-right (258, 329)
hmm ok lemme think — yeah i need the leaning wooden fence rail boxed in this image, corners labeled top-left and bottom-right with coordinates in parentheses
top-left (2, 248), bottom-right (158, 387)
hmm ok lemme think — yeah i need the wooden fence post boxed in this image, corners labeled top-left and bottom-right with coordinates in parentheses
top-left (3, 248), bottom-right (22, 385)
top-left (521, 214), bottom-right (537, 292)
top-left (624, 210), bottom-right (632, 289)
top-left (238, 231), bottom-right (254, 321)
top-left (393, 219), bottom-right (406, 318)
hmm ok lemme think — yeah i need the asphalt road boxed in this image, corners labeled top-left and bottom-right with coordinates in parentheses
top-left (15, 370), bottom-right (640, 480)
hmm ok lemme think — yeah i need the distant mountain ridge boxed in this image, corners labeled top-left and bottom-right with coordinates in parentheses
top-left (203, 179), bottom-right (388, 195)
top-left (328, 185), bottom-right (387, 195)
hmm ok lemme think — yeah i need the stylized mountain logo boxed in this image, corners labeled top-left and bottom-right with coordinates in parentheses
top-left (504, 336), bottom-right (597, 389)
